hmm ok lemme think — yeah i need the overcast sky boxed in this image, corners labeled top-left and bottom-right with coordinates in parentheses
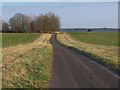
top-left (2, 2), bottom-right (118, 28)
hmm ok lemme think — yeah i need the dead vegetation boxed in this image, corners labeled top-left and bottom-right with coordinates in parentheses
top-left (2, 33), bottom-right (53, 88)
top-left (2, 34), bottom-right (52, 69)
top-left (57, 33), bottom-right (119, 71)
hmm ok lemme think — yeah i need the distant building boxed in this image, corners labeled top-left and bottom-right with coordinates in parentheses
top-left (87, 29), bottom-right (92, 32)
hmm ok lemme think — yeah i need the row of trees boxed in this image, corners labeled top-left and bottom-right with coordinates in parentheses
top-left (2, 12), bottom-right (60, 33)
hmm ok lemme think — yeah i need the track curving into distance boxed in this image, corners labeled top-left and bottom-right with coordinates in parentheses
top-left (50, 34), bottom-right (119, 88)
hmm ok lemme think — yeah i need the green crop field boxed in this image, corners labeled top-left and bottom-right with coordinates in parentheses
top-left (2, 33), bottom-right (40, 48)
top-left (57, 33), bottom-right (119, 71)
top-left (68, 32), bottom-right (119, 47)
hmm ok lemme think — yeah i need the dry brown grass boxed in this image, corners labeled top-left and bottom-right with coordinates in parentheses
top-left (2, 33), bottom-right (53, 88)
top-left (2, 34), bottom-right (52, 68)
top-left (57, 33), bottom-right (119, 70)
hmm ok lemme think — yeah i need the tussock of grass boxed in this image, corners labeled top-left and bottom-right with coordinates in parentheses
top-left (2, 45), bottom-right (52, 88)
top-left (57, 33), bottom-right (119, 71)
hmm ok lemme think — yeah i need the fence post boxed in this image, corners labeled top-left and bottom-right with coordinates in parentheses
top-left (101, 39), bottom-right (102, 55)
top-left (9, 39), bottom-right (11, 48)
top-left (20, 38), bottom-right (21, 46)
top-left (112, 40), bottom-right (113, 47)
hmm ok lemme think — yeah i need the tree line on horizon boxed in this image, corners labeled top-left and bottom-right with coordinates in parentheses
top-left (2, 12), bottom-right (60, 33)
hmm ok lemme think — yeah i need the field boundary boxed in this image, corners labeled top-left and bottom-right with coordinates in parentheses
top-left (2, 34), bottom-right (52, 67)
top-left (2, 33), bottom-right (53, 88)
top-left (56, 33), bottom-right (119, 76)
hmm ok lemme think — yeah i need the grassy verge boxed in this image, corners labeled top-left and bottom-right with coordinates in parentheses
top-left (2, 45), bottom-right (52, 88)
top-left (2, 34), bottom-right (53, 88)
top-left (57, 33), bottom-right (119, 72)
top-left (2, 33), bottom-right (40, 48)
top-left (68, 32), bottom-right (119, 46)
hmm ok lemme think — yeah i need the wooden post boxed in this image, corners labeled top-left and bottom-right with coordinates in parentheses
top-left (9, 39), bottom-right (11, 48)
top-left (112, 40), bottom-right (113, 47)
top-left (101, 39), bottom-right (102, 54)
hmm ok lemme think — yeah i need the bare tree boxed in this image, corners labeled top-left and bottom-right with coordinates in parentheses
top-left (34, 12), bottom-right (60, 33)
top-left (8, 12), bottom-right (60, 33)
top-left (47, 12), bottom-right (60, 32)
top-left (2, 21), bottom-right (9, 33)
top-left (0, 16), bottom-right (2, 32)
top-left (23, 15), bottom-right (32, 33)
top-left (9, 13), bottom-right (32, 33)
top-left (31, 16), bottom-right (40, 33)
